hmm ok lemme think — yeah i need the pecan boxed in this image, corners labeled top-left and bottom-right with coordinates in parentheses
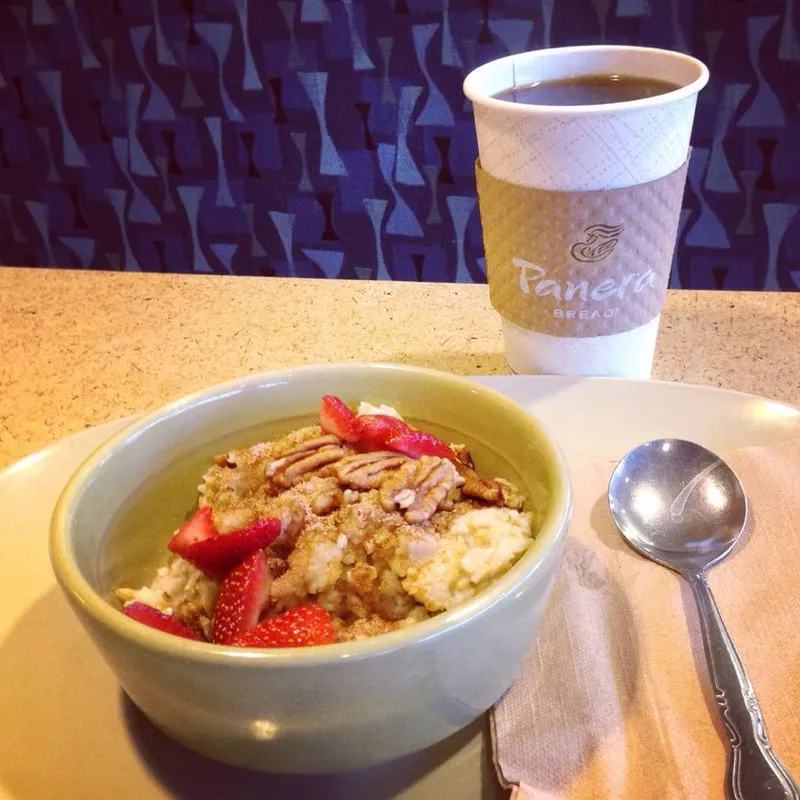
top-left (277, 446), bottom-right (346, 487)
top-left (266, 435), bottom-right (341, 477)
top-left (269, 436), bottom-right (347, 488)
top-left (393, 488), bottom-right (416, 509)
top-left (450, 443), bottom-right (474, 469)
top-left (452, 459), bottom-right (502, 505)
top-left (461, 472), bottom-right (503, 505)
top-left (310, 486), bottom-right (343, 516)
top-left (379, 456), bottom-right (458, 523)
top-left (333, 451), bottom-right (409, 490)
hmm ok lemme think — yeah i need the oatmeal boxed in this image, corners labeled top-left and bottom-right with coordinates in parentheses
top-left (116, 396), bottom-right (542, 648)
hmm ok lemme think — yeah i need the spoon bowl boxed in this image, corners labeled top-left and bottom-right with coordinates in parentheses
top-left (608, 438), bottom-right (747, 573)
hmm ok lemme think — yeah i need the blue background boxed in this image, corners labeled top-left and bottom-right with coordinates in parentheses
top-left (0, 0), bottom-right (798, 289)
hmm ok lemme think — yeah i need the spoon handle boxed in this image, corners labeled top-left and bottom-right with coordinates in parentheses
top-left (687, 571), bottom-right (799, 799)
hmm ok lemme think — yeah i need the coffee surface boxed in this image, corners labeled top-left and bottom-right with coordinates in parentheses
top-left (494, 74), bottom-right (681, 106)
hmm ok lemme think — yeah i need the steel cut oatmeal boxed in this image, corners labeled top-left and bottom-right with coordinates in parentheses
top-left (116, 396), bottom-right (544, 648)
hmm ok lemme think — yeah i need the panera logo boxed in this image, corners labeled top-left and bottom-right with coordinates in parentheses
top-left (570, 223), bottom-right (624, 263)
top-left (513, 257), bottom-right (655, 306)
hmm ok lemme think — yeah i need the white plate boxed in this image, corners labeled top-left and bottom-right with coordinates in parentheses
top-left (1, 377), bottom-right (798, 800)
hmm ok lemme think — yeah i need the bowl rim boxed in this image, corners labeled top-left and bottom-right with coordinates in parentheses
top-left (50, 363), bottom-right (572, 666)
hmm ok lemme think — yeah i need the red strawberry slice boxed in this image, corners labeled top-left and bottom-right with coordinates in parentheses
top-left (388, 430), bottom-right (455, 460)
top-left (319, 395), bottom-right (359, 442)
top-left (231, 603), bottom-right (336, 648)
top-left (211, 550), bottom-right (271, 645)
top-left (122, 601), bottom-right (205, 641)
top-left (172, 518), bottom-right (281, 580)
top-left (353, 414), bottom-right (411, 451)
top-left (167, 506), bottom-right (218, 553)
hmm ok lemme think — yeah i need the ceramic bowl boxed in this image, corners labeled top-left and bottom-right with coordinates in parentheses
top-left (50, 363), bottom-right (571, 773)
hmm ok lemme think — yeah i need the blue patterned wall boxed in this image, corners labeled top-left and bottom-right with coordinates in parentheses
top-left (0, 0), bottom-right (798, 289)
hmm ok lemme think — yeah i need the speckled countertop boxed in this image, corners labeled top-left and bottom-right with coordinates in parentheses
top-left (1, 267), bottom-right (798, 468)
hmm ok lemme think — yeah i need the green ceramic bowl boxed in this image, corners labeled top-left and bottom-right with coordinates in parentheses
top-left (50, 363), bottom-right (571, 773)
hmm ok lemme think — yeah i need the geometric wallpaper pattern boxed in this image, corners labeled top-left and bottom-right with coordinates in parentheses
top-left (0, 0), bottom-right (798, 289)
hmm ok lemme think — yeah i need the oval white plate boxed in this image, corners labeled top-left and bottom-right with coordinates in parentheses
top-left (0, 377), bottom-right (797, 800)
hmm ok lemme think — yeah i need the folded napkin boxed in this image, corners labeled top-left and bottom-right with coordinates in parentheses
top-left (492, 439), bottom-right (800, 800)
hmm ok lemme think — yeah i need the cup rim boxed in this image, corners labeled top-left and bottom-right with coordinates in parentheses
top-left (50, 363), bottom-right (572, 668)
top-left (463, 44), bottom-right (709, 115)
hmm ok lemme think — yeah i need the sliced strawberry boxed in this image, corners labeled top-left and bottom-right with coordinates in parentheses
top-left (230, 603), bottom-right (336, 648)
top-left (122, 601), bottom-right (205, 641)
top-left (167, 506), bottom-right (218, 553)
top-left (174, 518), bottom-right (281, 580)
top-left (211, 550), bottom-right (271, 645)
top-left (319, 395), bottom-right (359, 442)
top-left (353, 414), bottom-right (411, 451)
top-left (388, 430), bottom-right (455, 460)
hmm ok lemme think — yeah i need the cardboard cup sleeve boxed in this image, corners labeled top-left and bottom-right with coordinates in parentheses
top-left (475, 155), bottom-right (690, 338)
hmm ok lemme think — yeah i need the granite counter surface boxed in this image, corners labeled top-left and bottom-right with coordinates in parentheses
top-left (2, 268), bottom-right (798, 467)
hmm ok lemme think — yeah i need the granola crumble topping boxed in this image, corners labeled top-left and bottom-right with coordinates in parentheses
top-left (120, 410), bottom-right (540, 643)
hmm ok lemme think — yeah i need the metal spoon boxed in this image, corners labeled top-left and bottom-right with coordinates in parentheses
top-left (608, 438), bottom-right (799, 799)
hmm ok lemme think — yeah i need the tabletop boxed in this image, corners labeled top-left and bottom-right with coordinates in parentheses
top-left (1, 267), bottom-right (799, 469)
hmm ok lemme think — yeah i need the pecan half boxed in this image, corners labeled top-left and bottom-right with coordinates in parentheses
top-left (310, 486), bottom-right (343, 516)
top-left (278, 447), bottom-right (347, 487)
top-left (333, 451), bottom-right (409, 490)
top-left (266, 435), bottom-right (342, 478)
top-left (269, 436), bottom-right (347, 488)
top-left (460, 471), bottom-right (503, 505)
top-left (379, 456), bottom-right (458, 522)
top-left (451, 458), bottom-right (503, 505)
top-left (450, 443), bottom-right (474, 469)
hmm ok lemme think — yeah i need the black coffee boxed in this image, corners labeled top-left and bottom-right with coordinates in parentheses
top-left (494, 74), bottom-right (681, 106)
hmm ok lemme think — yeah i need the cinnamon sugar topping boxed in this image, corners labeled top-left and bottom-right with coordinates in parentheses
top-left (124, 409), bottom-right (540, 643)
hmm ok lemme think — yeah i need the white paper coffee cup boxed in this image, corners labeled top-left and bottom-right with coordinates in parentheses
top-left (464, 46), bottom-right (709, 378)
